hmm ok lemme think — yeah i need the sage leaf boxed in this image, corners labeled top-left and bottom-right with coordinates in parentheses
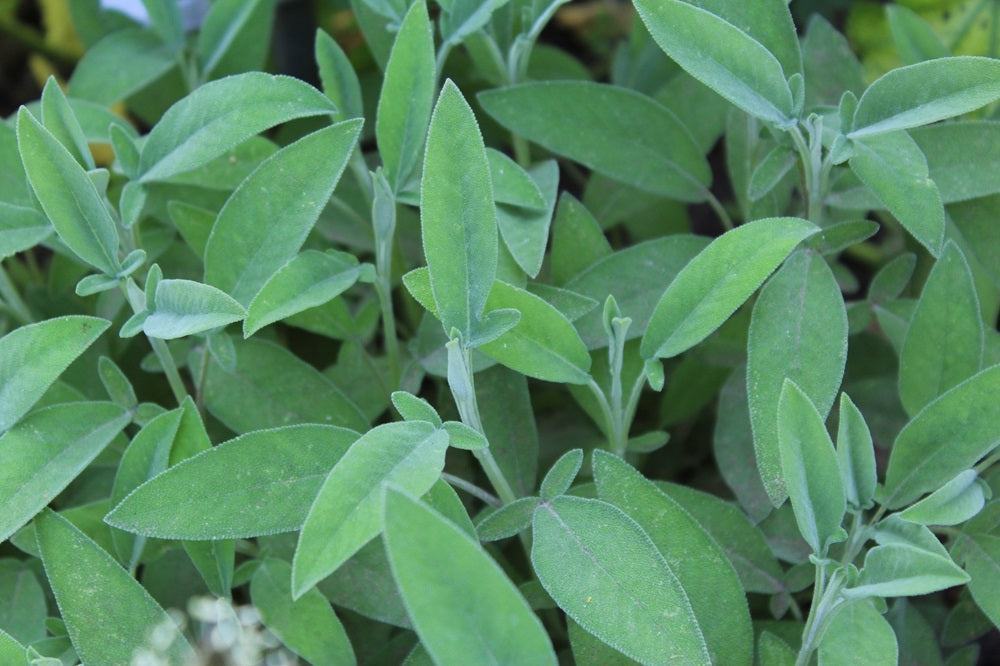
top-left (0, 402), bottom-right (129, 543)
top-left (315, 30), bottom-right (363, 121)
top-left (817, 600), bottom-right (898, 666)
top-left (292, 421), bottom-right (448, 597)
top-left (850, 56), bottom-right (1000, 138)
top-left (35, 510), bottom-right (195, 665)
top-left (634, 0), bottom-right (795, 125)
top-left (0, 316), bottom-right (109, 432)
top-left (748, 249), bottom-right (848, 506)
top-left (204, 120), bottom-right (362, 306)
top-left (959, 534), bottom-right (1000, 628)
top-left (196, 0), bottom-right (276, 80)
top-left (836, 394), bottom-right (877, 510)
top-left (244, 251), bottom-right (364, 337)
top-left (251, 558), bottom-right (356, 666)
top-left (475, 497), bottom-right (539, 542)
top-left (496, 160), bottom-right (558, 278)
top-left (421, 80), bottom-right (497, 342)
top-left (488, 148), bottom-right (545, 210)
top-left (138, 73), bottom-right (337, 182)
top-left (843, 543), bottom-right (969, 599)
top-left (912, 121), bottom-right (1000, 203)
top-left (898, 470), bottom-right (986, 526)
top-left (899, 241), bottom-right (983, 417)
top-left (479, 281), bottom-right (591, 384)
top-left (40, 77), bottom-right (92, 169)
top-left (777, 380), bottom-right (847, 555)
top-left (477, 366), bottom-right (539, 497)
top-left (384, 488), bottom-right (556, 665)
top-left (390, 391), bottom-right (441, 426)
top-left (67, 28), bottom-right (177, 106)
top-left (376, 0), bottom-right (434, 193)
top-left (540, 449), bottom-right (584, 500)
top-left (532, 495), bottom-right (710, 665)
top-left (550, 193), bottom-right (611, 285)
top-left (594, 452), bottom-right (753, 666)
top-left (0, 202), bottom-right (50, 259)
top-left (143, 279), bottom-right (246, 339)
top-left (479, 81), bottom-right (711, 201)
top-left (849, 131), bottom-right (944, 257)
top-left (438, 0), bottom-right (509, 51)
top-left (884, 364), bottom-right (1000, 509)
top-left (886, 5), bottom-right (949, 65)
top-left (17, 108), bottom-right (121, 275)
top-left (105, 425), bottom-right (359, 539)
top-left (642, 217), bottom-right (817, 360)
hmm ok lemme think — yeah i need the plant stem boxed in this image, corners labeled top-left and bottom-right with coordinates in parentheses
top-left (586, 378), bottom-right (618, 451)
top-left (0, 263), bottom-right (34, 325)
top-left (704, 187), bottom-right (735, 231)
top-left (442, 472), bottom-right (502, 508)
top-left (121, 280), bottom-right (188, 406)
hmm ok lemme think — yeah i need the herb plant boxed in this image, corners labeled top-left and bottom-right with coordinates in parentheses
top-left (2, 0), bottom-right (1000, 664)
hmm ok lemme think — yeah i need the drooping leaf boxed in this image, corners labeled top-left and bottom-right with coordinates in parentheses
top-left (642, 217), bottom-right (817, 360)
top-left (849, 131), bottom-right (944, 257)
top-left (0, 316), bottom-right (108, 433)
top-left (776, 380), bottom-right (847, 555)
top-left (251, 558), bottom-right (356, 666)
top-left (594, 452), bottom-right (752, 666)
top-left (818, 600), bottom-right (898, 666)
top-left (384, 489), bottom-right (556, 665)
top-left (531, 495), bottom-right (710, 664)
top-left (204, 120), bottom-right (362, 305)
top-left (17, 108), bottom-right (121, 275)
top-left (376, 0), bottom-right (434, 193)
top-left (478, 81), bottom-right (711, 201)
top-left (292, 421), bottom-right (448, 597)
top-left (138, 73), bottom-right (337, 182)
top-left (899, 241), bottom-right (983, 417)
top-left (634, 0), bottom-right (795, 125)
top-left (35, 510), bottom-right (196, 665)
top-left (748, 249), bottom-right (848, 506)
top-left (421, 80), bottom-right (497, 341)
top-left (142, 278), bottom-right (246, 339)
top-left (243, 251), bottom-right (364, 336)
top-left (850, 57), bottom-right (1000, 138)
top-left (884, 364), bottom-right (1000, 509)
top-left (898, 470), bottom-right (986, 526)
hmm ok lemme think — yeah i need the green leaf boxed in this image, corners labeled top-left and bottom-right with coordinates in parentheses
top-left (488, 148), bottom-right (545, 210)
top-left (251, 558), bottom-right (356, 666)
top-left (475, 496), bottom-right (539, 542)
top-left (384, 488), bottom-right (556, 665)
top-left (594, 452), bottom-right (752, 666)
top-left (550, 193), bottom-right (611, 285)
top-left (437, 0), bottom-right (509, 50)
top-left (390, 391), bottom-right (442, 426)
top-left (138, 73), bottom-right (337, 182)
top-left (0, 316), bottom-right (109, 433)
top-left (850, 57), bottom-right (1000, 138)
top-left (844, 543), bottom-right (969, 599)
top-left (836, 394), bottom-right (877, 510)
top-left (959, 534), bottom-right (1000, 628)
top-left (807, 220), bottom-right (879, 256)
top-left (758, 631), bottom-right (797, 666)
top-left (35, 510), bottom-right (195, 665)
top-left (899, 241), bottom-right (983, 417)
top-left (106, 424), bottom-right (357, 539)
top-left (849, 131), bottom-right (944, 257)
top-left (540, 449), bottom-right (584, 500)
top-left (17, 108), bottom-right (121, 275)
top-left (912, 121), bottom-right (1000, 203)
top-left (478, 81), bottom-right (711, 201)
top-left (886, 5), bottom-right (949, 66)
top-left (376, 0), bottom-right (434, 193)
top-left (67, 28), bottom-right (178, 106)
top-left (40, 77), bottom-right (93, 169)
top-left (885, 364), bottom-right (1000, 508)
top-left (568, 617), bottom-right (640, 666)
top-left (183, 540), bottom-right (234, 598)
top-left (196, 0), bottom-right (276, 80)
top-left (868, 252), bottom-right (917, 303)
top-left (315, 30), bottom-right (363, 121)
top-left (642, 217), bottom-right (817, 360)
top-left (496, 160), bottom-right (559, 278)
top-left (818, 600), bottom-right (898, 666)
top-left (0, 560), bottom-right (46, 644)
top-left (292, 421), bottom-right (448, 597)
top-left (898, 470), bottom-right (986, 526)
top-left (477, 365), bottom-right (539, 497)
top-left (0, 202), bottom-right (50, 259)
top-left (421, 80), bottom-right (497, 341)
top-left (777, 380), bottom-right (847, 555)
top-left (441, 421), bottom-right (487, 450)
top-left (749, 146), bottom-right (797, 201)
top-left (243, 250), bottom-right (363, 336)
top-left (531, 495), bottom-right (710, 664)
top-left (202, 337), bottom-right (369, 433)
top-left (634, 0), bottom-right (795, 125)
top-left (204, 120), bottom-right (362, 306)
top-left (472, 281), bottom-right (588, 383)
top-left (142, 278), bottom-right (246, 339)
top-left (748, 249), bottom-right (848, 506)
top-left (567, 235), bottom-right (708, 349)
top-left (97, 356), bottom-right (137, 411)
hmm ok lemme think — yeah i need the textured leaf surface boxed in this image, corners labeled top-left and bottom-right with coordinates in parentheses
top-left (36, 510), bottom-right (195, 665)
top-left (748, 249), bottom-right (847, 505)
top-left (642, 218), bottom-right (817, 359)
top-left (844, 543), bottom-right (969, 598)
top-left (293, 422), bottom-right (448, 597)
top-left (0, 402), bottom-right (128, 543)
top-left (836, 394), bottom-right (877, 510)
top-left (68, 27), bottom-right (177, 106)
top-left (818, 601), bottom-right (897, 666)
top-left (479, 81), bottom-right (710, 201)
top-left (143, 279), bottom-right (246, 339)
top-left (532, 495), bottom-right (710, 665)
top-left (385, 489), bottom-right (556, 666)
top-left (106, 425), bottom-right (358, 539)
top-left (912, 121), bottom-right (1000, 202)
